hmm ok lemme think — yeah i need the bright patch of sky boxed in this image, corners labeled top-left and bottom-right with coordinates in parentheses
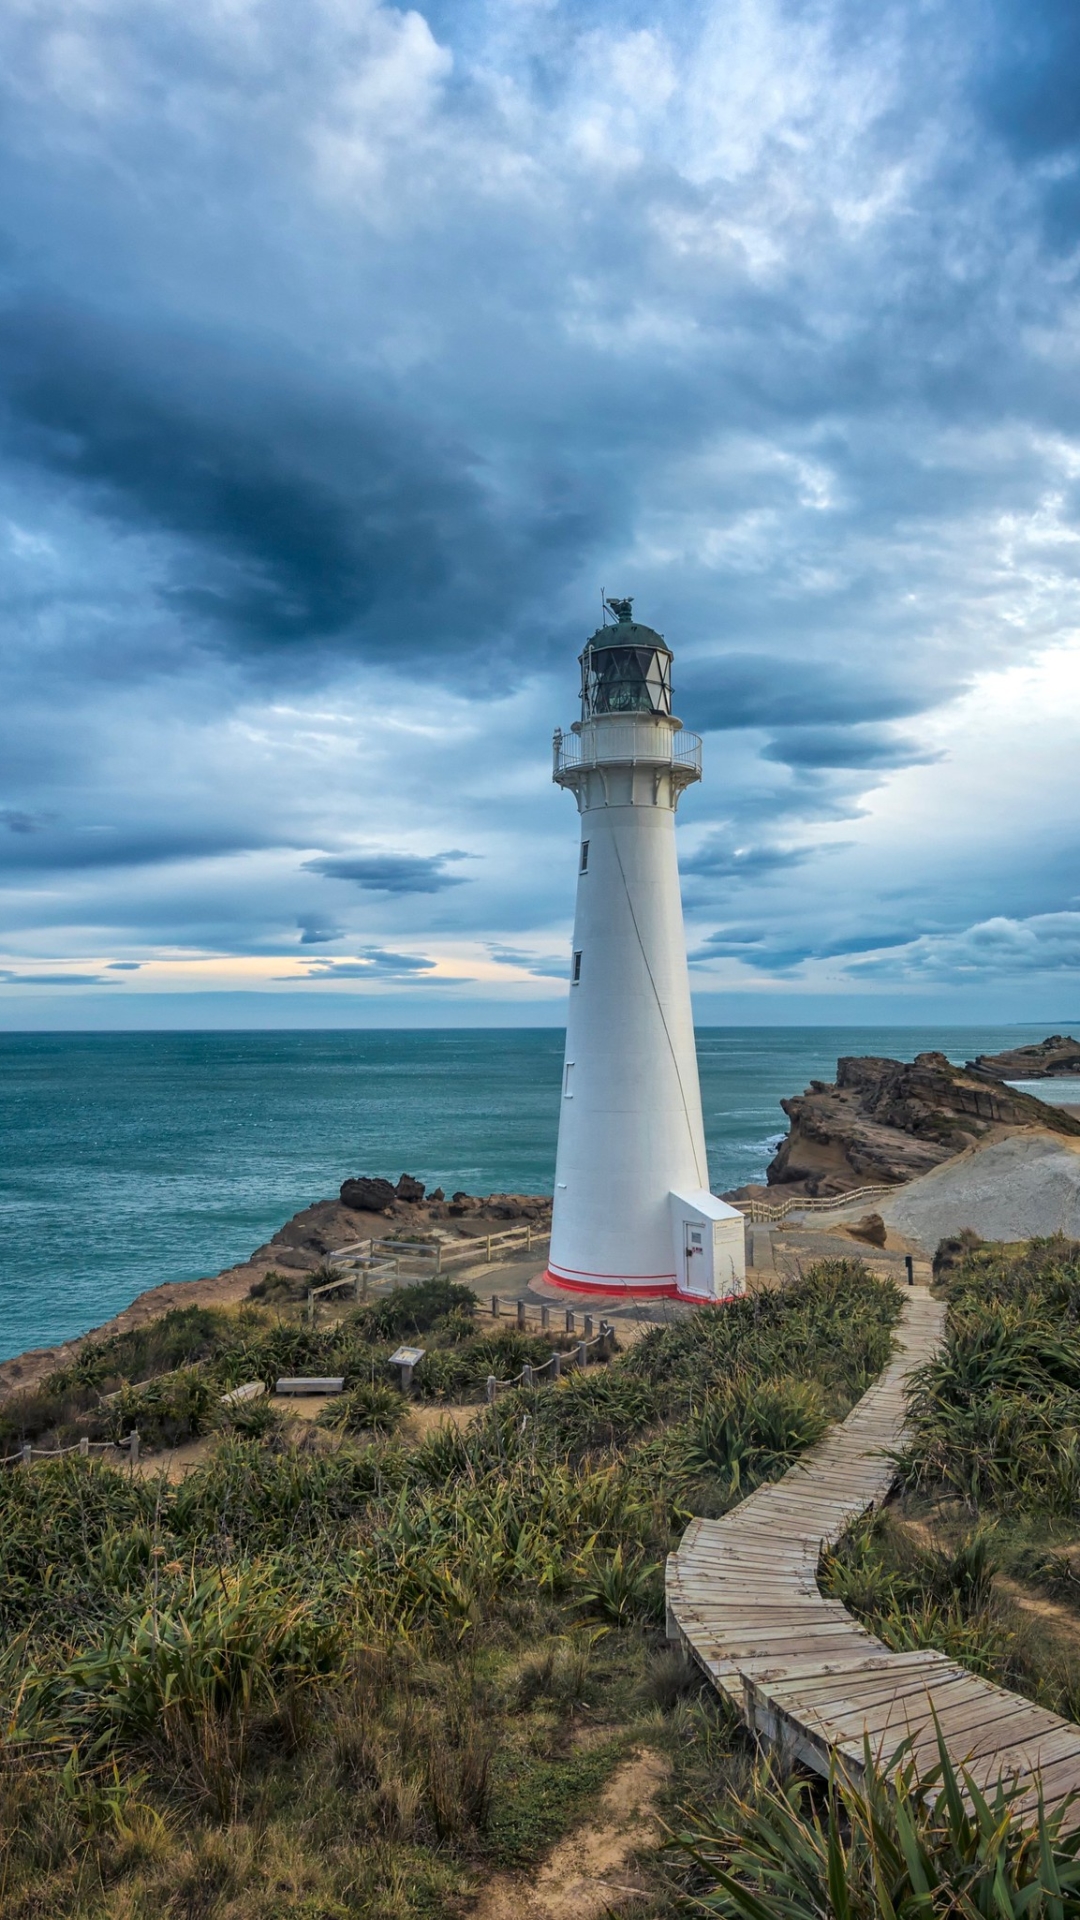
top-left (2, 0), bottom-right (1080, 1025)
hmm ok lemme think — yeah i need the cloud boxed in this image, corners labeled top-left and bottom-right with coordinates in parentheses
top-left (1, 809), bottom-right (55, 834)
top-left (287, 949), bottom-right (439, 980)
top-left (302, 851), bottom-right (472, 893)
top-left (0, 971), bottom-right (117, 985)
top-left (678, 658), bottom-right (943, 733)
top-left (106, 961), bottom-right (141, 970)
top-left (759, 727), bottom-right (944, 771)
top-left (488, 945), bottom-right (569, 979)
top-left (681, 840), bottom-right (823, 881)
top-left (849, 913), bottom-right (1080, 981)
top-left (297, 916), bottom-right (345, 945)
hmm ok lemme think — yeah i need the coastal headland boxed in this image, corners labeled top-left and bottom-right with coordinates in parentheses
top-left (0, 1174), bottom-right (551, 1402)
top-left (726, 1040), bottom-right (1080, 1203)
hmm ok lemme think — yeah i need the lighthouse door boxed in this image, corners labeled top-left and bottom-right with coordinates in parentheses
top-left (682, 1223), bottom-right (710, 1297)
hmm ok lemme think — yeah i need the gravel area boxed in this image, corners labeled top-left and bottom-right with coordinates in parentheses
top-left (879, 1132), bottom-right (1080, 1252)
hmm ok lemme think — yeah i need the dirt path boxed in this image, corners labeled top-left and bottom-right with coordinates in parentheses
top-left (471, 1748), bottom-right (670, 1920)
top-left (893, 1510), bottom-right (1080, 1647)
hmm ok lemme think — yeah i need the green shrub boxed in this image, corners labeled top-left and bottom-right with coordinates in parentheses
top-left (319, 1382), bottom-right (406, 1435)
top-left (674, 1727), bottom-right (1080, 1920)
top-left (680, 1375), bottom-right (830, 1497)
top-left (107, 1368), bottom-right (215, 1450)
top-left (902, 1238), bottom-right (1080, 1513)
top-left (358, 1279), bottom-right (477, 1341)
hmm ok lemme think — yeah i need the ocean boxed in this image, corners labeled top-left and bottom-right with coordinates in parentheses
top-left (0, 1024), bottom-right (1061, 1361)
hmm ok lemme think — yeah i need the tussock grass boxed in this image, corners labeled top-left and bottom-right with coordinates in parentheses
top-left (0, 1258), bottom-right (900, 1917)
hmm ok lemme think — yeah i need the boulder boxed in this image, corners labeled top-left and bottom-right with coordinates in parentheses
top-left (848, 1213), bottom-right (887, 1247)
top-left (340, 1176), bottom-right (398, 1212)
top-left (395, 1174), bottom-right (426, 1202)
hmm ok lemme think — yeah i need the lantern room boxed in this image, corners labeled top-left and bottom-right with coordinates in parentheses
top-left (579, 597), bottom-right (673, 719)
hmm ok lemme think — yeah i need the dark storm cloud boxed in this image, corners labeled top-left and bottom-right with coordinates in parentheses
top-left (302, 852), bottom-right (471, 893)
top-left (975, 0), bottom-right (1080, 158)
top-left (0, 820), bottom-right (263, 874)
top-left (760, 727), bottom-right (943, 770)
top-left (0, 299), bottom-right (610, 678)
top-left (679, 659), bottom-right (948, 734)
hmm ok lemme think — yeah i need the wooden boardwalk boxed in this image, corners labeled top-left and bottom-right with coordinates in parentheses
top-left (666, 1287), bottom-right (1080, 1818)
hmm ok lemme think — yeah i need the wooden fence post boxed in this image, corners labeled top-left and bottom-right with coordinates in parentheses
top-left (577, 1341), bottom-right (588, 1371)
top-left (540, 1305), bottom-right (549, 1331)
top-left (516, 1299), bottom-right (526, 1330)
top-left (307, 1290), bottom-right (314, 1327)
top-left (551, 1351), bottom-right (562, 1381)
top-left (486, 1234), bottom-right (493, 1264)
top-left (21, 1442), bottom-right (31, 1466)
top-left (79, 1436), bottom-right (89, 1458)
top-left (526, 1224), bottom-right (532, 1252)
top-left (128, 1432), bottom-right (140, 1465)
top-left (486, 1375), bottom-right (497, 1404)
top-left (565, 1309), bottom-right (575, 1334)
top-left (583, 1314), bottom-right (593, 1339)
top-left (492, 1295), bottom-right (500, 1318)
top-left (522, 1364), bottom-right (533, 1389)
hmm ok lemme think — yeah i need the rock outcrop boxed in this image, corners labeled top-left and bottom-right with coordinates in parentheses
top-left (746, 1050), bottom-right (1080, 1201)
top-left (967, 1035), bottom-right (1080, 1082)
top-left (337, 1174), bottom-right (551, 1232)
top-left (340, 1176), bottom-right (398, 1213)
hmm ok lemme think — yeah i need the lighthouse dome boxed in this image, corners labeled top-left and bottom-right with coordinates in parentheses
top-left (579, 597), bottom-right (673, 718)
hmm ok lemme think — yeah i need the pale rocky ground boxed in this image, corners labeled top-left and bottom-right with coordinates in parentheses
top-left (879, 1130), bottom-right (1080, 1250)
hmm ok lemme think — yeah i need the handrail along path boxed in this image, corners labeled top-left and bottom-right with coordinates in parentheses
top-left (666, 1287), bottom-right (1080, 1818)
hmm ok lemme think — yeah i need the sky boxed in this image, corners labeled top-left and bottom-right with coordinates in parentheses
top-left (3, 0), bottom-right (1080, 1029)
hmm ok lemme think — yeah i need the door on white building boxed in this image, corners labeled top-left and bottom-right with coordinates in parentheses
top-left (682, 1223), bottom-right (710, 1297)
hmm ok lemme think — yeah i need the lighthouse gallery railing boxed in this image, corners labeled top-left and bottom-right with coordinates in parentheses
top-left (553, 724), bottom-right (701, 777)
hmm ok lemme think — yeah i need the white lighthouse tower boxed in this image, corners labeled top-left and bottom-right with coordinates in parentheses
top-left (545, 599), bottom-right (746, 1302)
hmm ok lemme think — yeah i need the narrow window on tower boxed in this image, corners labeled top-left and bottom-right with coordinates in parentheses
top-left (572, 950), bottom-right (582, 984)
top-left (580, 840), bottom-right (590, 873)
top-left (564, 1061), bottom-right (575, 1097)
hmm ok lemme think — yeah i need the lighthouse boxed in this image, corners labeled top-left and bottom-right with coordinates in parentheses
top-left (545, 599), bottom-right (746, 1302)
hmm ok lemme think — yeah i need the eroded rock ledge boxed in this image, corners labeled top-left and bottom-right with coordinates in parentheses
top-left (727, 1048), bottom-right (1080, 1203)
top-left (967, 1034), bottom-right (1080, 1081)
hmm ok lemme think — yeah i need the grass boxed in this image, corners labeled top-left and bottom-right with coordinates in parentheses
top-left (0, 1258), bottom-right (901, 1918)
top-left (820, 1234), bottom-right (1080, 1727)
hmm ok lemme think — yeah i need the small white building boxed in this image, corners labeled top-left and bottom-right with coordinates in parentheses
top-left (544, 598), bottom-right (747, 1304)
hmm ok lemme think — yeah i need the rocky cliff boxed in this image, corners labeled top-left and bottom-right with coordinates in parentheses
top-left (251, 1175), bottom-right (552, 1273)
top-left (741, 1050), bottom-right (1080, 1201)
top-left (967, 1034), bottom-right (1080, 1081)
